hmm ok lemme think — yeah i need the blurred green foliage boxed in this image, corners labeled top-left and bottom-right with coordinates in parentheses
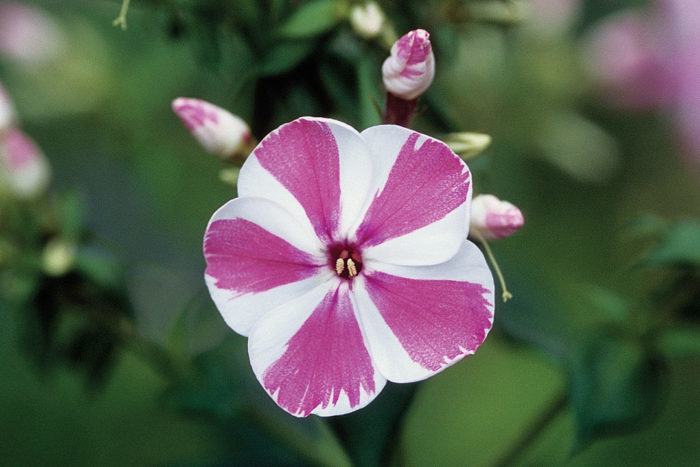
top-left (0, 0), bottom-right (698, 465)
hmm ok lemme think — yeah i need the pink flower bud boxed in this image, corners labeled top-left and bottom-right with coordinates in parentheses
top-left (470, 194), bottom-right (524, 241)
top-left (172, 98), bottom-right (253, 159)
top-left (0, 1), bottom-right (65, 65)
top-left (0, 81), bottom-right (16, 130)
top-left (0, 128), bottom-right (51, 198)
top-left (382, 29), bottom-right (435, 100)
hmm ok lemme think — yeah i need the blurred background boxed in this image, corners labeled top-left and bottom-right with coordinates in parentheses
top-left (0, 0), bottom-right (698, 465)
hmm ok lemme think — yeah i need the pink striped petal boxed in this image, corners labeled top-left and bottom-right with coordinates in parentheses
top-left (204, 197), bottom-right (328, 336)
top-left (238, 117), bottom-right (373, 245)
top-left (352, 125), bottom-right (471, 265)
top-left (353, 241), bottom-right (494, 382)
top-left (248, 282), bottom-right (386, 417)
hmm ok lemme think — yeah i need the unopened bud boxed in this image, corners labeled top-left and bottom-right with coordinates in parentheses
top-left (0, 128), bottom-right (51, 199)
top-left (42, 237), bottom-right (76, 277)
top-left (446, 132), bottom-right (492, 159)
top-left (172, 98), bottom-right (254, 159)
top-left (349, 2), bottom-right (384, 39)
top-left (0, 1), bottom-right (65, 65)
top-left (470, 194), bottom-right (524, 241)
top-left (0, 82), bottom-right (16, 131)
top-left (382, 29), bottom-right (435, 100)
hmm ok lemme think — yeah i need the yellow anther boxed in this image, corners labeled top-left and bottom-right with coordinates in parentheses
top-left (335, 258), bottom-right (345, 276)
top-left (347, 258), bottom-right (358, 277)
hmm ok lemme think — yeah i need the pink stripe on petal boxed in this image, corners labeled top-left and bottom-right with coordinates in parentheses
top-left (262, 287), bottom-right (377, 417)
top-left (253, 119), bottom-right (341, 244)
top-left (204, 218), bottom-right (320, 295)
top-left (364, 271), bottom-right (492, 371)
top-left (355, 133), bottom-right (470, 247)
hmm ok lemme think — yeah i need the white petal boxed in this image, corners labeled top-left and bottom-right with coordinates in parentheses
top-left (204, 197), bottom-right (328, 336)
top-left (237, 117), bottom-right (373, 245)
top-left (354, 241), bottom-right (494, 383)
top-left (351, 124), bottom-right (472, 265)
top-left (248, 281), bottom-right (386, 417)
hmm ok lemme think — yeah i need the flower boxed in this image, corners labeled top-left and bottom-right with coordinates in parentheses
top-left (203, 117), bottom-right (495, 417)
top-left (349, 2), bottom-right (385, 39)
top-left (0, 81), bottom-right (16, 131)
top-left (0, 127), bottom-right (51, 198)
top-left (470, 194), bottom-right (524, 241)
top-left (0, 1), bottom-right (65, 65)
top-left (584, 0), bottom-right (700, 161)
top-left (382, 29), bottom-right (435, 101)
top-left (172, 98), bottom-right (253, 159)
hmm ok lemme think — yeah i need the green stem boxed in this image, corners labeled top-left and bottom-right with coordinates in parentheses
top-left (493, 391), bottom-right (568, 467)
top-left (472, 230), bottom-right (512, 302)
top-left (112, 0), bottom-right (132, 30)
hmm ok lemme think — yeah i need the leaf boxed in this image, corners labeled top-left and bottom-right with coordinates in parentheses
top-left (654, 326), bottom-right (700, 359)
top-left (58, 190), bottom-right (85, 240)
top-left (258, 40), bottom-right (317, 76)
top-left (569, 328), bottom-right (667, 450)
top-left (639, 219), bottom-right (700, 267)
top-left (277, 0), bottom-right (345, 39)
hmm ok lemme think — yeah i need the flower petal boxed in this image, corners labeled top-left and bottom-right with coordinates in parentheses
top-left (204, 197), bottom-right (328, 336)
top-left (237, 117), bottom-right (373, 244)
top-left (353, 241), bottom-right (494, 383)
top-left (353, 125), bottom-right (472, 265)
top-left (248, 281), bottom-right (386, 417)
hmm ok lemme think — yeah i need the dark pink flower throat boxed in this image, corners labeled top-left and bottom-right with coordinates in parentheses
top-left (328, 243), bottom-right (363, 279)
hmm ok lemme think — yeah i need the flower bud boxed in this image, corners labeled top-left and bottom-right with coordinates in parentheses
top-left (42, 237), bottom-right (76, 277)
top-left (445, 132), bottom-right (492, 159)
top-left (349, 2), bottom-right (385, 40)
top-left (382, 29), bottom-right (435, 100)
top-left (0, 128), bottom-right (51, 199)
top-left (172, 98), bottom-right (254, 159)
top-left (470, 194), bottom-right (524, 241)
top-left (0, 1), bottom-right (65, 65)
top-left (0, 81), bottom-right (16, 131)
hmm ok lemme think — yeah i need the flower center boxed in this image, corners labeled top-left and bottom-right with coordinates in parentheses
top-left (329, 244), bottom-right (363, 279)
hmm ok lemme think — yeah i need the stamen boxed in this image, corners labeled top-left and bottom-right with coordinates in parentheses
top-left (335, 258), bottom-right (345, 276)
top-left (347, 258), bottom-right (358, 277)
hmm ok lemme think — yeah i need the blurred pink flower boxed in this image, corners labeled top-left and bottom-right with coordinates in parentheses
top-left (0, 127), bottom-right (50, 198)
top-left (172, 98), bottom-right (253, 159)
top-left (204, 117), bottom-right (494, 416)
top-left (470, 194), bottom-right (524, 241)
top-left (0, 1), bottom-right (65, 64)
top-left (585, 0), bottom-right (700, 160)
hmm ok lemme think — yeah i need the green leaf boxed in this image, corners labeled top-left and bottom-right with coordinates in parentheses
top-left (640, 219), bottom-right (700, 267)
top-left (654, 326), bottom-right (700, 359)
top-left (258, 40), bottom-right (317, 76)
top-left (570, 328), bottom-right (667, 450)
top-left (277, 0), bottom-right (346, 39)
top-left (357, 55), bottom-right (382, 128)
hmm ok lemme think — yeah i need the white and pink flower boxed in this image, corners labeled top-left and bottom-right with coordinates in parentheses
top-left (584, 0), bottom-right (700, 161)
top-left (0, 81), bottom-right (16, 131)
top-left (382, 29), bottom-right (435, 101)
top-left (470, 194), bottom-right (524, 241)
top-left (0, 1), bottom-right (65, 65)
top-left (203, 117), bottom-right (495, 417)
top-left (0, 127), bottom-right (51, 198)
top-left (172, 98), bottom-right (253, 159)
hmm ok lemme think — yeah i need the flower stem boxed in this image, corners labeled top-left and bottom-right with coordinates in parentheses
top-left (472, 230), bottom-right (512, 302)
top-left (383, 93), bottom-right (417, 127)
top-left (112, 0), bottom-right (131, 30)
top-left (493, 391), bottom-right (567, 466)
